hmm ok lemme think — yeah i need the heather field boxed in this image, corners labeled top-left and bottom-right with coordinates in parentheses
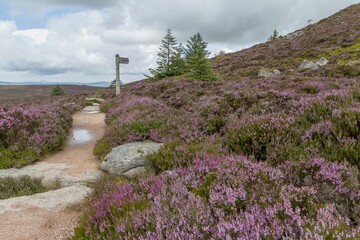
top-left (0, 96), bottom-right (86, 169)
top-left (74, 75), bottom-right (360, 239)
top-left (0, 3), bottom-right (358, 239)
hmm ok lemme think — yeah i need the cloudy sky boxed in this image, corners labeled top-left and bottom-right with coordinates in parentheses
top-left (0, 0), bottom-right (358, 84)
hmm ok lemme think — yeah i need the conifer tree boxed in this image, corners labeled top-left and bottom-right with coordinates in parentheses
top-left (149, 28), bottom-right (179, 79)
top-left (185, 33), bottom-right (217, 81)
top-left (267, 29), bottom-right (279, 41)
top-left (50, 84), bottom-right (65, 96)
top-left (171, 43), bottom-right (186, 76)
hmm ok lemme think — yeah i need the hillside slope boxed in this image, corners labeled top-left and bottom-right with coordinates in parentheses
top-left (213, 3), bottom-right (360, 79)
top-left (73, 4), bottom-right (360, 239)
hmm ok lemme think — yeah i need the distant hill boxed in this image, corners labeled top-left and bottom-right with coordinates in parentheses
top-left (0, 81), bottom-right (109, 87)
top-left (0, 85), bottom-right (104, 102)
top-left (212, 3), bottom-right (360, 79)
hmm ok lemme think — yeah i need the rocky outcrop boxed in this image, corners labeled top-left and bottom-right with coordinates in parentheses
top-left (258, 68), bottom-right (281, 78)
top-left (100, 141), bottom-right (163, 177)
top-left (299, 60), bottom-right (319, 70)
top-left (299, 57), bottom-right (329, 70)
top-left (0, 185), bottom-right (92, 213)
top-left (316, 57), bottom-right (329, 66)
top-left (82, 105), bottom-right (100, 113)
top-left (0, 162), bottom-right (101, 188)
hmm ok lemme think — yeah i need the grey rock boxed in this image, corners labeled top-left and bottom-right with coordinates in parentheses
top-left (285, 30), bottom-right (304, 39)
top-left (100, 141), bottom-right (163, 176)
top-left (272, 69), bottom-right (281, 75)
top-left (0, 162), bottom-right (101, 188)
top-left (41, 170), bottom-right (101, 188)
top-left (299, 60), bottom-right (319, 70)
top-left (123, 166), bottom-right (148, 178)
top-left (0, 185), bottom-right (92, 213)
top-left (316, 57), bottom-right (329, 66)
top-left (258, 68), bottom-right (274, 78)
top-left (82, 105), bottom-right (100, 113)
top-left (258, 68), bottom-right (281, 78)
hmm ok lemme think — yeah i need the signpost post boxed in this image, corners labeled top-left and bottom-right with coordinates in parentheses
top-left (115, 54), bottom-right (129, 96)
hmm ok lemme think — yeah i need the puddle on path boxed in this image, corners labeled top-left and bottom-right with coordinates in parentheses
top-left (81, 106), bottom-right (100, 114)
top-left (82, 111), bottom-right (99, 114)
top-left (69, 128), bottom-right (93, 145)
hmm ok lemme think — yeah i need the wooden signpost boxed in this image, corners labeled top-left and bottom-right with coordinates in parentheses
top-left (115, 54), bottom-right (129, 96)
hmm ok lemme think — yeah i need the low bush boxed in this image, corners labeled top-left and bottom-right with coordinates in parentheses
top-left (51, 84), bottom-right (66, 96)
top-left (0, 149), bottom-right (39, 169)
top-left (93, 138), bottom-right (112, 161)
top-left (0, 176), bottom-right (57, 199)
top-left (147, 137), bottom-right (224, 172)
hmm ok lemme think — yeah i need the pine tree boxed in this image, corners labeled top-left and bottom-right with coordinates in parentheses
top-left (50, 84), bottom-right (65, 96)
top-left (185, 33), bottom-right (217, 81)
top-left (267, 29), bottom-right (279, 41)
top-left (171, 43), bottom-right (186, 76)
top-left (149, 28), bottom-right (179, 79)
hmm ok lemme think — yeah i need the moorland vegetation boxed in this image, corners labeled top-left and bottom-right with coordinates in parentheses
top-left (0, 3), bottom-right (359, 239)
top-left (74, 4), bottom-right (360, 239)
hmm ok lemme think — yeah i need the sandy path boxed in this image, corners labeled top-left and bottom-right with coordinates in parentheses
top-left (0, 106), bottom-right (106, 240)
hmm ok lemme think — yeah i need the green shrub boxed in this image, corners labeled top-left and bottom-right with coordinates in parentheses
top-left (299, 85), bottom-right (319, 94)
top-left (93, 138), bottom-right (112, 161)
top-left (298, 102), bottom-right (332, 125)
top-left (0, 149), bottom-right (39, 169)
top-left (100, 100), bottom-right (115, 113)
top-left (225, 115), bottom-right (296, 162)
top-left (127, 120), bottom-right (163, 137)
top-left (0, 176), bottom-right (46, 199)
top-left (352, 88), bottom-right (360, 101)
top-left (50, 84), bottom-right (66, 96)
top-left (326, 65), bottom-right (360, 78)
top-left (147, 138), bottom-right (223, 172)
top-left (205, 117), bottom-right (227, 134)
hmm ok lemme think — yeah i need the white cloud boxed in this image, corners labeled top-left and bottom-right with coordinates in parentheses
top-left (13, 29), bottom-right (49, 44)
top-left (0, 21), bottom-right (17, 34)
top-left (0, 0), bottom-right (358, 84)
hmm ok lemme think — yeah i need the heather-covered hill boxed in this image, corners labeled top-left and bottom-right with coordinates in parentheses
top-left (76, 75), bottom-right (360, 238)
top-left (213, 3), bottom-right (360, 79)
top-left (72, 4), bottom-right (360, 239)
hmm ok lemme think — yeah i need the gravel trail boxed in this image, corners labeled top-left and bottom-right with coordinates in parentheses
top-left (0, 105), bottom-right (105, 240)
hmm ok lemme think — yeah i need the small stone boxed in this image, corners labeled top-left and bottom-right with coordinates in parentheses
top-left (272, 69), bottom-right (281, 75)
top-left (316, 57), bottom-right (329, 66)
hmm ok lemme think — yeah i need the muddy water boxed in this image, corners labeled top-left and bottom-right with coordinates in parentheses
top-left (68, 106), bottom-right (102, 146)
top-left (69, 128), bottom-right (93, 145)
